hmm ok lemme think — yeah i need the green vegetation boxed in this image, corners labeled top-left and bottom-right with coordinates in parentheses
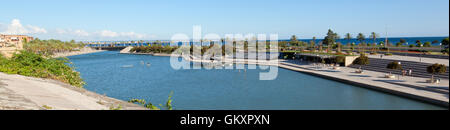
top-left (128, 91), bottom-right (174, 110)
top-left (0, 51), bottom-right (85, 87)
top-left (424, 42), bottom-right (432, 47)
top-left (386, 61), bottom-right (402, 74)
top-left (427, 64), bottom-right (447, 82)
top-left (442, 37), bottom-right (449, 46)
top-left (384, 53), bottom-right (393, 56)
top-left (415, 40), bottom-right (422, 47)
top-left (352, 54), bottom-right (369, 69)
top-left (109, 104), bottom-right (122, 110)
top-left (42, 105), bottom-right (53, 110)
top-left (130, 45), bottom-right (179, 54)
top-left (323, 29), bottom-right (339, 46)
top-left (24, 39), bottom-right (85, 56)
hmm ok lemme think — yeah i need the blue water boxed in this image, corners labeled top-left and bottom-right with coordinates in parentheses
top-left (68, 51), bottom-right (445, 110)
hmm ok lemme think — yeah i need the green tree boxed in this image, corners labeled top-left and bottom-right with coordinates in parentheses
top-left (310, 37), bottom-right (316, 52)
top-left (344, 33), bottom-right (352, 45)
top-left (399, 39), bottom-right (407, 44)
top-left (290, 35), bottom-right (298, 47)
top-left (424, 42), bottom-right (432, 47)
top-left (442, 37), bottom-right (449, 47)
top-left (357, 33), bottom-right (366, 53)
top-left (352, 54), bottom-right (369, 70)
top-left (386, 61), bottom-right (403, 75)
top-left (416, 40), bottom-right (422, 47)
top-left (323, 29), bottom-right (339, 46)
top-left (427, 64), bottom-right (447, 82)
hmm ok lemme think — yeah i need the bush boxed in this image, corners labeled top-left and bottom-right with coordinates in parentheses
top-left (0, 51), bottom-right (85, 87)
top-left (442, 48), bottom-right (449, 54)
top-left (427, 64), bottom-right (447, 80)
top-left (387, 61), bottom-right (402, 70)
top-left (352, 54), bottom-right (369, 66)
top-left (424, 42), bottom-right (432, 47)
top-left (335, 56), bottom-right (346, 64)
top-left (385, 53), bottom-right (393, 56)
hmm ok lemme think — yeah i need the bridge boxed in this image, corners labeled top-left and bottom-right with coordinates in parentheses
top-left (86, 42), bottom-right (172, 51)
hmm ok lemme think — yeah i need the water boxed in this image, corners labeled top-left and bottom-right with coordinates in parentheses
top-left (68, 51), bottom-right (445, 110)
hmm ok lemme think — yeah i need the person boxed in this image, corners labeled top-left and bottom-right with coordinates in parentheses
top-left (402, 70), bottom-right (406, 77)
top-left (380, 55), bottom-right (383, 59)
top-left (408, 69), bottom-right (412, 76)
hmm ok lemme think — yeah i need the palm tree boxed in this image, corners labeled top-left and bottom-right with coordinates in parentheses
top-left (357, 33), bottom-right (366, 54)
top-left (345, 33), bottom-right (352, 44)
top-left (369, 32), bottom-right (378, 53)
top-left (310, 37), bottom-right (316, 52)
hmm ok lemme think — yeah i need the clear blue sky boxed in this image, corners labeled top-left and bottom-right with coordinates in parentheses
top-left (0, 0), bottom-right (448, 41)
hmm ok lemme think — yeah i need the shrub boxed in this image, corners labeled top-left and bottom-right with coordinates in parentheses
top-left (424, 42), bottom-right (432, 47)
top-left (427, 64), bottom-right (446, 81)
top-left (387, 61), bottom-right (402, 70)
top-left (0, 51), bottom-right (85, 87)
top-left (352, 54), bottom-right (369, 68)
top-left (385, 53), bottom-right (393, 56)
top-left (335, 56), bottom-right (346, 64)
top-left (442, 48), bottom-right (449, 54)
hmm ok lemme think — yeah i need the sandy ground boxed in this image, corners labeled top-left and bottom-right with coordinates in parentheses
top-left (0, 72), bottom-right (145, 110)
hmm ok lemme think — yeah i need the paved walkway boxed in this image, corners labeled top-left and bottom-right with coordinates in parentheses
top-left (281, 60), bottom-right (449, 107)
top-left (367, 54), bottom-right (449, 66)
top-left (0, 72), bottom-right (145, 110)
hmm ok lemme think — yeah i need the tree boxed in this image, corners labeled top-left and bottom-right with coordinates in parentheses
top-left (442, 37), bottom-right (449, 47)
top-left (369, 32), bottom-right (378, 44)
top-left (290, 35), bottom-right (298, 47)
top-left (369, 32), bottom-right (379, 53)
top-left (427, 64), bottom-right (446, 82)
top-left (323, 29), bottom-right (339, 46)
top-left (432, 40), bottom-right (439, 44)
top-left (345, 33), bottom-right (352, 45)
top-left (396, 42), bottom-right (403, 47)
top-left (352, 54), bottom-right (369, 70)
top-left (415, 40), bottom-right (422, 47)
top-left (386, 61), bottom-right (403, 75)
top-left (399, 39), bottom-right (407, 44)
top-left (310, 37), bottom-right (316, 52)
top-left (356, 33), bottom-right (366, 53)
top-left (424, 42), bottom-right (432, 47)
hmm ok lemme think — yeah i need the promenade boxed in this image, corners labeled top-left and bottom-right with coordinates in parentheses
top-left (367, 54), bottom-right (449, 66)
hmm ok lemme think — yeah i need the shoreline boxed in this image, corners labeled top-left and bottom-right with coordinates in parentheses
top-left (52, 47), bottom-right (106, 58)
top-left (0, 72), bottom-right (145, 110)
top-left (123, 52), bottom-right (448, 107)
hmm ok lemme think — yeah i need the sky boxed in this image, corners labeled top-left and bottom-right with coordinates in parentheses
top-left (0, 0), bottom-right (448, 41)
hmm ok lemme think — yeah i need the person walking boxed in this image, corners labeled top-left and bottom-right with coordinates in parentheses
top-left (402, 70), bottom-right (406, 77)
top-left (408, 69), bottom-right (412, 76)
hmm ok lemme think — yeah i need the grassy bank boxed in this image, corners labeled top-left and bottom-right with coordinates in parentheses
top-left (0, 51), bottom-right (85, 88)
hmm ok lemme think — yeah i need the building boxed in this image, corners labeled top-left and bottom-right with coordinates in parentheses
top-left (0, 34), bottom-right (34, 57)
top-left (0, 34), bottom-right (34, 46)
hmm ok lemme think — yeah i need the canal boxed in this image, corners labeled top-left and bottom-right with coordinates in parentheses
top-left (68, 51), bottom-right (444, 110)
